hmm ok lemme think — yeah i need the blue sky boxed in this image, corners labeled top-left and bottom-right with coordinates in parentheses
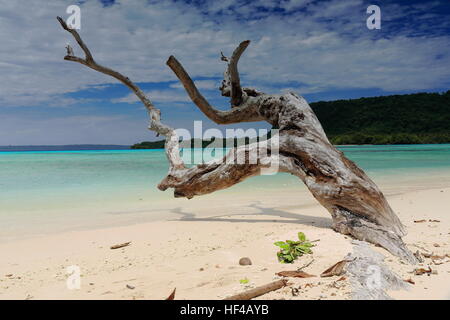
top-left (0, 0), bottom-right (449, 145)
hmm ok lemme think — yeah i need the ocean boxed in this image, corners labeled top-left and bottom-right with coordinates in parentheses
top-left (1, 144), bottom-right (450, 241)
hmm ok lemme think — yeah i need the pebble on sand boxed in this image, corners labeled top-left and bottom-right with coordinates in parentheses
top-left (239, 257), bottom-right (252, 266)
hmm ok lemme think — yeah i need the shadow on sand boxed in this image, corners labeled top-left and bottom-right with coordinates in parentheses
top-left (169, 201), bottom-right (332, 229)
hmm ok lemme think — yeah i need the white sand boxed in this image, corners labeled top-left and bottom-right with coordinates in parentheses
top-left (0, 186), bottom-right (449, 300)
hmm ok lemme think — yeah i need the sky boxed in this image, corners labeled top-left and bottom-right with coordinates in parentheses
top-left (0, 0), bottom-right (449, 145)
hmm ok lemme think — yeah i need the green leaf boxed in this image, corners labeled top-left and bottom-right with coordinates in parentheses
top-left (275, 232), bottom-right (314, 263)
top-left (298, 232), bottom-right (306, 242)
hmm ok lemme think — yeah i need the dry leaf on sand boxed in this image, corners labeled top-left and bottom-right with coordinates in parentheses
top-left (320, 260), bottom-right (348, 277)
top-left (276, 270), bottom-right (315, 278)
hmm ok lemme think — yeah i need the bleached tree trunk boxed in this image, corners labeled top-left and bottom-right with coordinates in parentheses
top-left (57, 18), bottom-right (417, 263)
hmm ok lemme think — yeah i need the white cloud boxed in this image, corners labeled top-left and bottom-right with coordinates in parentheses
top-left (280, 0), bottom-right (313, 11)
top-left (0, 0), bottom-right (448, 110)
top-left (112, 89), bottom-right (191, 104)
top-left (169, 79), bottom-right (219, 90)
top-left (112, 79), bottom-right (220, 104)
top-left (0, 114), bottom-right (148, 145)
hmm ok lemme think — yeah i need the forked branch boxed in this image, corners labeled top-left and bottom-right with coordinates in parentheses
top-left (221, 40), bottom-right (250, 106)
top-left (57, 17), bottom-right (94, 62)
top-left (166, 55), bottom-right (263, 124)
top-left (57, 16), bottom-right (184, 170)
top-left (58, 16), bottom-right (270, 192)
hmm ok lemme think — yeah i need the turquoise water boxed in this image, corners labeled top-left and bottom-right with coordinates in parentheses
top-left (1, 144), bottom-right (450, 240)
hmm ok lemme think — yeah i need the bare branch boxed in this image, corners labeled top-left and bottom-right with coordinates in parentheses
top-left (228, 40), bottom-right (250, 106)
top-left (219, 41), bottom-right (250, 105)
top-left (57, 16), bottom-right (94, 62)
top-left (158, 139), bottom-right (291, 199)
top-left (166, 55), bottom-right (263, 124)
top-left (65, 44), bottom-right (74, 56)
top-left (220, 51), bottom-right (229, 62)
top-left (57, 16), bottom-right (184, 170)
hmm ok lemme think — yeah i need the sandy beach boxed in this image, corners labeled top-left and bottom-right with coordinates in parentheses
top-left (0, 184), bottom-right (449, 300)
top-left (1, 0), bottom-right (449, 306)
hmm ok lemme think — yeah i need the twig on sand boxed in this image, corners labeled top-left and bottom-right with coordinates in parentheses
top-left (166, 288), bottom-right (176, 300)
top-left (110, 242), bottom-right (131, 250)
top-left (223, 279), bottom-right (288, 300)
top-left (412, 244), bottom-right (429, 252)
top-left (298, 258), bottom-right (315, 271)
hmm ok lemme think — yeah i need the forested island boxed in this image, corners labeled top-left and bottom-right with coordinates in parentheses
top-left (131, 91), bottom-right (450, 148)
top-left (131, 137), bottom-right (255, 149)
top-left (314, 91), bottom-right (450, 144)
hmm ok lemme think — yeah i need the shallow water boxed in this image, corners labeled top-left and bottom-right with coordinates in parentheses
top-left (1, 144), bottom-right (450, 240)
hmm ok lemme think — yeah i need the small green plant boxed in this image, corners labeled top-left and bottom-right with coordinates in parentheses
top-left (274, 232), bottom-right (314, 263)
top-left (239, 278), bottom-right (249, 284)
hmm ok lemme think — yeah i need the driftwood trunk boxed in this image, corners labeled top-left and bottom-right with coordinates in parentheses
top-left (57, 18), bottom-right (417, 264)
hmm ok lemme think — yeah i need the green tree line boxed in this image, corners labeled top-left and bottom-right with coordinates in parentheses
top-left (132, 90), bottom-right (450, 148)
top-left (311, 90), bottom-right (450, 144)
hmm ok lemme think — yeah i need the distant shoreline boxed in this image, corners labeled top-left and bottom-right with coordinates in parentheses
top-left (2, 142), bottom-right (450, 152)
top-left (0, 145), bottom-right (130, 152)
